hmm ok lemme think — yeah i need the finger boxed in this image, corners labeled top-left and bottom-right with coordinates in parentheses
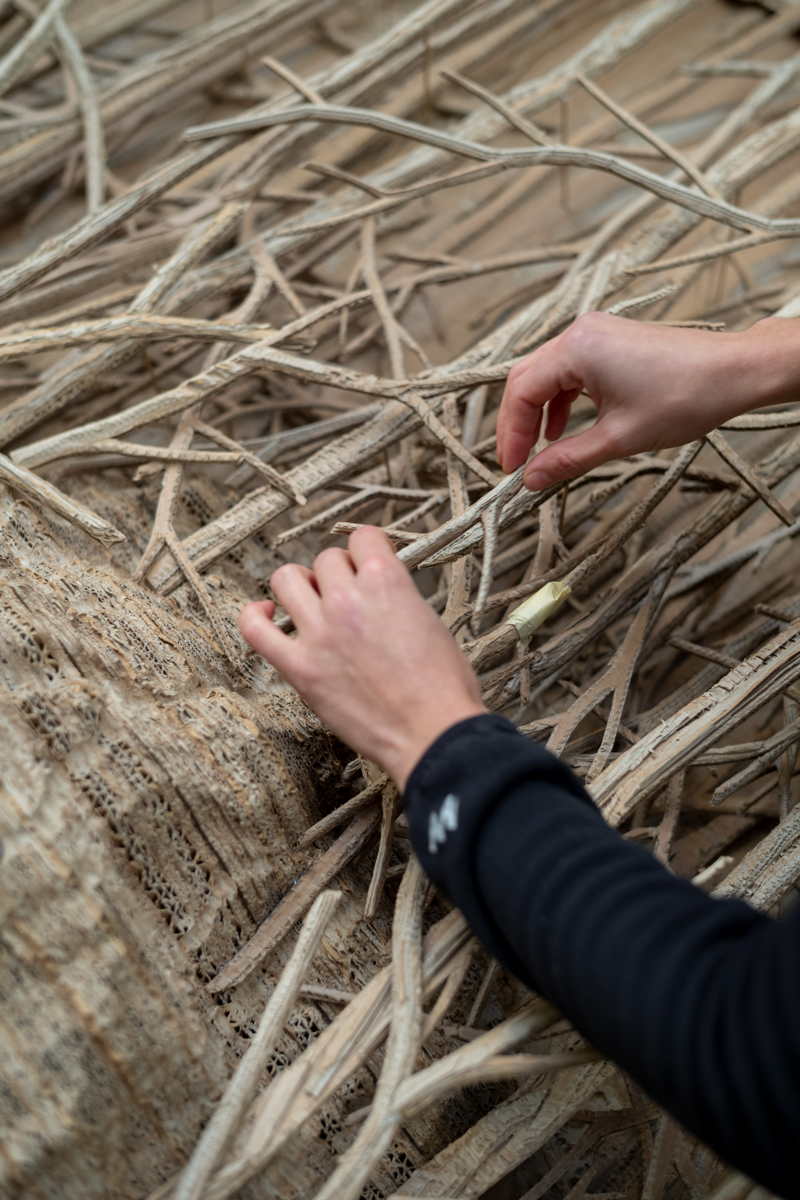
top-left (238, 600), bottom-right (296, 675)
top-left (269, 563), bottom-right (321, 630)
top-left (244, 598), bottom-right (276, 621)
top-left (272, 562), bottom-right (318, 589)
top-left (497, 337), bottom-right (579, 473)
top-left (314, 546), bottom-right (356, 595)
top-left (501, 399), bottom-right (541, 475)
top-left (544, 387), bottom-right (580, 442)
top-left (523, 420), bottom-right (620, 490)
top-left (347, 525), bottom-right (399, 570)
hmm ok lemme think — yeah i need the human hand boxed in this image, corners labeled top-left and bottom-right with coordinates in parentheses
top-left (239, 527), bottom-right (486, 790)
top-left (497, 311), bottom-right (779, 490)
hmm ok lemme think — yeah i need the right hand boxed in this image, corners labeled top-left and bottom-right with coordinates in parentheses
top-left (239, 527), bottom-right (485, 790)
top-left (497, 311), bottom-right (773, 491)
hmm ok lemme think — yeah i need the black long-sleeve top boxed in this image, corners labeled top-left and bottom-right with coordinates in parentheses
top-left (404, 714), bottom-right (800, 1198)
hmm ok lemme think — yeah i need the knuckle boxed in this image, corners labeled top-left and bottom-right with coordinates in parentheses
top-left (601, 417), bottom-right (632, 458)
top-left (360, 553), bottom-right (396, 580)
top-left (325, 586), bottom-right (354, 617)
top-left (575, 309), bottom-right (607, 330)
top-left (564, 310), bottom-right (611, 352)
top-left (550, 445), bottom-right (583, 478)
top-left (505, 377), bottom-right (523, 405)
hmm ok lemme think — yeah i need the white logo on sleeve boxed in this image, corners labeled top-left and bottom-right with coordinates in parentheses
top-left (428, 793), bottom-right (460, 854)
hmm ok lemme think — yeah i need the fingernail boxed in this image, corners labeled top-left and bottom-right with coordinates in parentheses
top-left (524, 468), bottom-right (548, 491)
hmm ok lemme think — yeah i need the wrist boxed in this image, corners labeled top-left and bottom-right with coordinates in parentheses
top-left (726, 318), bottom-right (800, 417)
top-left (380, 703), bottom-right (488, 791)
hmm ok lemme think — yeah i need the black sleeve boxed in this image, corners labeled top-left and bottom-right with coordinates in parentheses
top-left (404, 713), bottom-right (800, 1199)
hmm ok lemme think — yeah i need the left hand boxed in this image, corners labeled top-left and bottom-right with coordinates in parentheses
top-left (496, 311), bottom-right (763, 490)
top-left (239, 527), bottom-right (486, 790)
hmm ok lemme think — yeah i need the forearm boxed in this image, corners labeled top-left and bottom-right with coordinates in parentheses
top-left (404, 715), bottom-right (800, 1197)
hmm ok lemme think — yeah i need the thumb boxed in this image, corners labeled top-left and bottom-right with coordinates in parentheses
top-left (523, 421), bottom-right (621, 490)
